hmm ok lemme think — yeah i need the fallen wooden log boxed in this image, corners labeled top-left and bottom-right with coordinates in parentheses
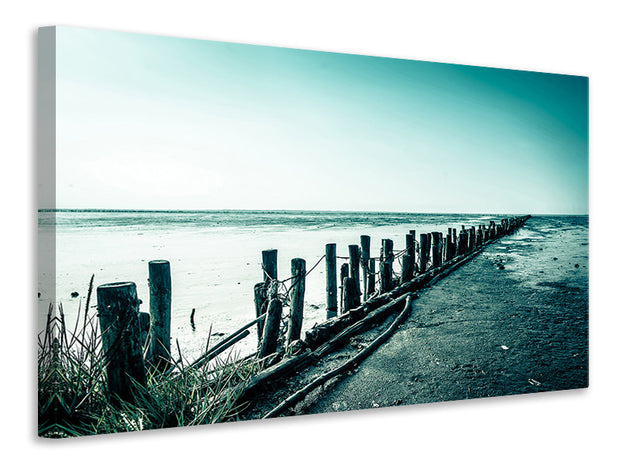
top-left (241, 351), bottom-right (316, 398)
top-left (313, 292), bottom-right (417, 359)
top-left (241, 293), bottom-right (419, 401)
top-left (263, 293), bottom-right (416, 419)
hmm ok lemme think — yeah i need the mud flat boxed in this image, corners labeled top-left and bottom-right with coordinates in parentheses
top-left (239, 215), bottom-right (588, 419)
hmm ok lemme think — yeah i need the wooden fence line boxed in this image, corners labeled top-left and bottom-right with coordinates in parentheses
top-left (95, 214), bottom-right (530, 401)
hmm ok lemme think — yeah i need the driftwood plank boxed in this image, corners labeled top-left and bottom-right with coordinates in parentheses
top-left (263, 293), bottom-right (416, 419)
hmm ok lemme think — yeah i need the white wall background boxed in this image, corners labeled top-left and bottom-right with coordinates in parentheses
top-left (3, 1), bottom-right (618, 463)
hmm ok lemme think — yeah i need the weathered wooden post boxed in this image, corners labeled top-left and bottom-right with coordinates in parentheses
top-left (262, 249), bottom-right (278, 298)
top-left (401, 254), bottom-right (414, 283)
top-left (254, 282), bottom-right (267, 344)
top-left (138, 311), bottom-right (150, 358)
top-left (402, 232), bottom-right (415, 282)
top-left (405, 231), bottom-right (414, 260)
top-left (339, 262), bottom-right (349, 312)
top-left (408, 230), bottom-right (417, 273)
top-left (380, 239), bottom-right (394, 292)
top-left (148, 260), bottom-right (171, 367)
top-left (348, 245), bottom-right (361, 307)
top-left (97, 282), bottom-right (146, 403)
top-left (360, 235), bottom-right (371, 300)
top-left (343, 277), bottom-right (357, 312)
top-left (431, 232), bottom-right (442, 269)
top-left (441, 233), bottom-right (447, 263)
top-left (445, 232), bottom-right (453, 261)
top-left (476, 227), bottom-right (483, 247)
top-left (367, 258), bottom-right (376, 295)
top-left (457, 230), bottom-right (469, 256)
top-left (287, 258), bottom-right (306, 345)
top-left (259, 298), bottom-right (283, 357)
top-left (419, 233), bottom-right (429, 273)
top-left (325, 243), bottom-right (338, 319)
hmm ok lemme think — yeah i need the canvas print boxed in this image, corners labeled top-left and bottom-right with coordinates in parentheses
top-left (37, 26), bottom-right (589, 438)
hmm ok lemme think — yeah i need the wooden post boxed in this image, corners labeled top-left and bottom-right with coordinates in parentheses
top-left (360, 235), bottom-right (371, 301)
top-left (380, 239), bottom-right (394, 293)
top-left (402, 232), bottom-right (415, 282)
top-left (343, 277), bottom-right (357, 312)
top-left (431, 232), bottom-right (442, 269)
top-left (405, 233), bottom-right (415, 260)
top-left (138, 311), bottom-right (150, 358)
top-left (325, 243), bottom-right (338, 319)
top-left (254, 282), bottom-right (267, 344)
top-left (97, 282), bottom-right (146, 403)
top-left (368, 258), bottom-right (376, 295)
top-left (348, 244), bottom-right (361, 307)
top-left (287, 258), bottom-right (306, 345)
top-left (440, 233), bottom-right (445, 263)
top-left (451, 231), bottom-right (457, 258)
top-left (446, 232), bottom-right (453, 262)
top-left (148, 259), bottom-right (171, 367)
top-left (419, 233), bottom-right (429, 273)
top-left (401, 255), bottom-right (414, 283)
top-left (408, 230), bottom-right (416, 273)
top-left (339, 263), bottom-right (349, 313)
top-left (441, 233), bottom-right (447, 263)
top-left (259, 299), bottom-right (283, 357)
top-left (457, 230), bottom-right (468, 256)
top-left (262, 249), bottom-right (278, 298)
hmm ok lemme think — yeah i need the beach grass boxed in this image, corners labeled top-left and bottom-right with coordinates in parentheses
top-left (38, 276), bottom-right (258, 438)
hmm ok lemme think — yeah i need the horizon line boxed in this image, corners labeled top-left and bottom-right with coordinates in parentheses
top-left (38, 208), bottom-right (588, 216)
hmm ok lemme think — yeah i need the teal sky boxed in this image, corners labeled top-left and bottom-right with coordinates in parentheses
top-left (55, 27), bottom-right (588, 214)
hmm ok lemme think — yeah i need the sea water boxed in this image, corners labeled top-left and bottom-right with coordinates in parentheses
top-left (37, 210), bottom-right (558, 361)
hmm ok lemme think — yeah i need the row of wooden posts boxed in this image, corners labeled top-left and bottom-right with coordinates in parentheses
top-left (95, 215), bottom-right (529, 402)
top-left (253, 216), bottom-right (529, 360)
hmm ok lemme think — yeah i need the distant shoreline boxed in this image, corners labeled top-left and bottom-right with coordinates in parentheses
top-left (38, 208), bottom-right (589, 217)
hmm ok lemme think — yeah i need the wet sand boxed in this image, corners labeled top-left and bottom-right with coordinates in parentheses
top-left (240, 216), bottom-right (588, 419)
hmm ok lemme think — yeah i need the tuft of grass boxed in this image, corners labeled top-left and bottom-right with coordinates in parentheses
top-left (38, 275), bottom-right (260, 437)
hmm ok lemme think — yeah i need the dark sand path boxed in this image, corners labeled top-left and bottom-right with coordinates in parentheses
top-left (298, 216), bottom-right (588, 415)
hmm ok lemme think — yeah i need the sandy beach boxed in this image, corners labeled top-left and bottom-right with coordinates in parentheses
top-left (38, 210), bottom-right (514, 362)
